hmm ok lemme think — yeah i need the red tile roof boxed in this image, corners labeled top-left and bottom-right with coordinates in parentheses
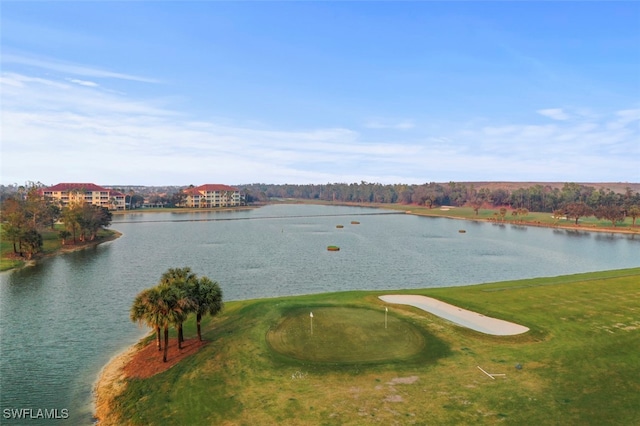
top-left (185, 184), bottom-right (238, 193)
top-left (196, 184), bottom-right (238, 192)
top-left (183, 187), bottom-right (202, 195)
top-left (44, 183), bottom-right (111, 192)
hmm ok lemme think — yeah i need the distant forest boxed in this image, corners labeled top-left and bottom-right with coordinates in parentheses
top-left (239, 182), bottom-right (640, 213)
top-left (1, 181), bottom-right (638, 214)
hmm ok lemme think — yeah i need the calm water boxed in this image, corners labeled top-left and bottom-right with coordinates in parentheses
top-left (1, 204), bottom-right (638, 424)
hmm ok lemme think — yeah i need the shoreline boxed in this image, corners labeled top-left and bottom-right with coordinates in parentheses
top-left (1, 230), bottom-right (123, 273)
top-left (410, 212), bottom-right (640, 236)
top-left (93, 339), bottom-right (147, 425)
top-left (110, 205), bottom-right (257, 215)
top-left (277, 200), bottom-right (639, 236)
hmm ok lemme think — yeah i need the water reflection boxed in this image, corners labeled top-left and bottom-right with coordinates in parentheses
top-left (553, 229), bottom-right (591, 238)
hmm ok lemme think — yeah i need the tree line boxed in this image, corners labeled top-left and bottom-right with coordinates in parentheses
top-left (0, 182), bottom-right (112, 259)
top-left (240, 181), bottom-right (640, 219)
top-left (130, 267), bottom-right (223, 362)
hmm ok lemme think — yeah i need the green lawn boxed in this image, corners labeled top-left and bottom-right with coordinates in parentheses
top-left (112, 268), bottom-right (640, 425)
top-left (382, 204), bottom-right (639, 231)
top-left (266, 306), bottom-right (434, 364)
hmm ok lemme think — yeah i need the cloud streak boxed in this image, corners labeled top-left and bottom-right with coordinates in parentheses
top-left (2, 53), bottom-right (160, 83)
top-left (537, 108), bottom-right (570, 121)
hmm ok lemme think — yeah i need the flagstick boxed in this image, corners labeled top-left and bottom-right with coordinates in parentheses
top-left (310, 312), bottom-right (313, 335)
top-left (385, 307), bottom-right (388, 329)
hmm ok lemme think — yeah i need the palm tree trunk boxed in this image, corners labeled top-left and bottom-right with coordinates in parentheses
top-left (197, 313), bottom-right (202, 341)
top-left (163, 326), bottom-right (169, 362)
top-left (156, 326), bottom-right (162, 351)
top-left (178, 323), bottom-right (183, 349)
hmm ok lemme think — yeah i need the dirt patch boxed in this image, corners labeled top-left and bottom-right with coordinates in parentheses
top-left (124, 338), bottom-right (209, 379)
top-left (388, 376), bottom-right (420, 385)
top-left (384, 394), bottom-right (404, 402)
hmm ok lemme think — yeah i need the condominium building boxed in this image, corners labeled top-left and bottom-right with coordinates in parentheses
top-left (183, 184), bottom-right (244, 208)
top-left (41, 183), bottom-right (126, 210)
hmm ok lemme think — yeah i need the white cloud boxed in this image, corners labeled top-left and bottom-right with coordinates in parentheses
top-left (68, 78), bottom-right (99, 87)
top-left (537, 108), bottom-right (570, 121)
top-left (1, 71), bottom-right (638, 185)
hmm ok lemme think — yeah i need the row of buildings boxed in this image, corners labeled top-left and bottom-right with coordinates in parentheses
top-left (40, 183), bottom-right (244, 210)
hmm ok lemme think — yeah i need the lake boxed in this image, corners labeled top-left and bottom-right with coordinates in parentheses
top-left (1, 204), bottom-right (638, 424)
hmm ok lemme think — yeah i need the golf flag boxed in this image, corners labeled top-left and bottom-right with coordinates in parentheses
top-left (310, 312), bottom-right (313, 318)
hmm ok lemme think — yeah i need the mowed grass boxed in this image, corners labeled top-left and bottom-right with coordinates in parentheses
top-left (382, 204), bottom-right (640, 231)
top-left (267, 307), bottom-right (428, 363)
top-left (114, 268), bottom-right (640, 425)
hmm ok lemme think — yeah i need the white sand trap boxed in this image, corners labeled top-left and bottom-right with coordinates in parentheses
top-left (379, 295), bottom-right (529, 336)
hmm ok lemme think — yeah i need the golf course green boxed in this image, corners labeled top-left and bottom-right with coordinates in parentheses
top-left (266, 307), bottom-right (426, 363)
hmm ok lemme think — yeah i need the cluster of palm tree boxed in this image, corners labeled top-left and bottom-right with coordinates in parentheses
top-left (130, 267), bottom-right (223, 362)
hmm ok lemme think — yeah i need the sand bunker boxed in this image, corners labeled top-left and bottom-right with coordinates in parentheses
top-left (379, 295), bottom-right (529, 336)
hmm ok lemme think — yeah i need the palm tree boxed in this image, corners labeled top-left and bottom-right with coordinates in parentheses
top-left (131, 268), bottom-right (223, 361)
top-left (130, 287), bottom-right (164, 352)
top-left (156, 284), bottom-right (193, 359)
top-left (160, 267), bottom-right (197, 347)
top-left (189, 276), bottom-right (224, 341)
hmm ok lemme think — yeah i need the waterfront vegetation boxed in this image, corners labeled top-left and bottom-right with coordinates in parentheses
top-left (108, 268), bottom-right (640, 425)
top-left (0, 223), bottom-right (117, 271)
top-left (130, 267), bottom-right (223, 362)
top-left (0, 183), bottom-right (114, 270)
top-left (387, 204), bottom-right (640, 231)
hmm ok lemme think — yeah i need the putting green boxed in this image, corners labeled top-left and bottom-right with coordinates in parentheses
top-left (266, 307), bottom-right (425, 363)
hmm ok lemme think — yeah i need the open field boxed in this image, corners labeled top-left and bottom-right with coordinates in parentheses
top-left (102, 268), bottom-right (640, 425)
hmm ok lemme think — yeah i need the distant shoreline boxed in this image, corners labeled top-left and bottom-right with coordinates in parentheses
top-left (110, 205), bottom-right (257, 215)
top-left (405, 209), bottom-right (640, 236)
top-left (273, 199), bottom-right (640, 236)
top-left (1, 230), bottom-right (122, 273)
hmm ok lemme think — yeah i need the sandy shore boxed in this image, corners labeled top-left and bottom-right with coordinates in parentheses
top-left (380, 294), bottom-right (529, 335)
top-left (93, 343), bottom-right (141, 425)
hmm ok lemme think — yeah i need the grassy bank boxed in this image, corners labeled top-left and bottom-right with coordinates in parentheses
top-left (272, 199), bottom-right (640, 234)
top-left (399, 204), bottom-right (639, 231)
top-left (104, 268), bottom-right (640, 425)
top-left (0, 224), bottom-right (119, 271)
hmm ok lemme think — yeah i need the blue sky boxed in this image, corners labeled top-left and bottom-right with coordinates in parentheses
top-left (1, 1), bottom-right (639, 186)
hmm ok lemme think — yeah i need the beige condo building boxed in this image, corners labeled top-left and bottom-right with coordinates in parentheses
top-left (41, 183), bottom-right (126, 210)
top-left (183, 184), bottom-right (244, 208)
